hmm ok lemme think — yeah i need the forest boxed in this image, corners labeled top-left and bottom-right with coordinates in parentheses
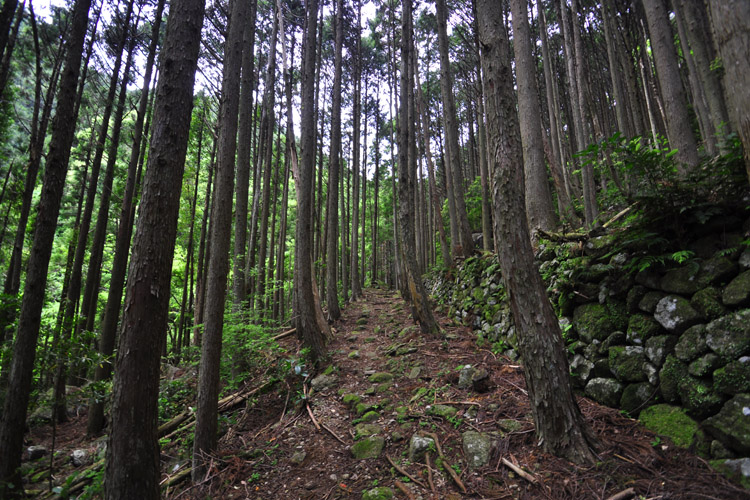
top-left (0, 0), bottom-right (748, 497)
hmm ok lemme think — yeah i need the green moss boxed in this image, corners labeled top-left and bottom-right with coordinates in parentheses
top-left (714, 360), bottom-right (750, 395)
top-left (639, 404), bottom-right (700, 448)
top-left (659, 355), bottom-right (688, 404)
top-left (360, 411), bottom-right (380, 423)
top-left (343, 394), bottom-right (361, 407)
top-left (368, 372), bottom-right (394, 383)
top-left (351, 436), bottom-right (385, 460)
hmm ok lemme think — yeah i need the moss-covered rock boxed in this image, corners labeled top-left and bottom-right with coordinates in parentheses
top-left (654, 295), bottom-right (702, 334)
top-left (407, 434), bottom-right (435, 462)
top-left (359, 411), bottom-right (380, 423)
top-left (678, 376), bottom-right (724, 419)
top-left (659, 355), bottom-right (688, 404)
top-left (674, 324), bottom-right (709, 362)
top-left (354, 423), bottom-right (382, 439)
top-left (688, 353), bottom-right (722, 377)
top-left (368, 372), bottom-right (394, 383)
top-left (620, 382), bottom-right (657, 415)
top-left (722, 270), bottom-right (750, 306)
top-left (426, 404), bottom-right (458, 419)
top-left (609, 346), bottom-right (648, 383)
top-left (697, 256), bottom-right (738, 287)
top-left (639, 404), bottom-right (700, 448)
top-left (660, 266), bottom-right (700, 295)
top-left (343, 393), bottom-right (362, 407)
top-left (584, 377), bottom-right (624, 407)
top-left (584, 234), bottom-right (616, 258)
top-left (709, 459), bottom-right (750, 490)
top-left (713, 358), bottom-right (750, 395)
top-left (351, 436), bottom-right (385, 459)
top-left (703, 394), bottom-right (750, 455)
top-left (626, 314), bottom-right (663, 345)
top-left (573, 302), bottom-right (627, 343)
top-left (462, 431), bottom-right (493, 468)
top-left (645, 335), bottom-right (679, 367)
top-left (627, 285), bottom-right (648, 313)
top-left (635, 268), bottom-right (662, 289)
top-left (361, 487), bottom-right (394, 500)
top-left (638, 291), bottom-right (666, 314)
top-left (706, 309), bottom-right (750, 359)
top-left (690, 287), bottom-right (727, 320)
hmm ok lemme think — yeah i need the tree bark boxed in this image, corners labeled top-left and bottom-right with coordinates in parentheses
top-left (0, 0), bottom-right (92, 493)
top-left (435, 0), bottom-right (474, 257)
top-left (510, 0), bottom-right (556, 236)
top-left (105, 0), bottom-right (205, 496)
top-left (707, 0), bottom-right (750, 182)
top-left (477, 0), bottom-right (598, 464)
top-left (642, 0), bottom-right (700, 171)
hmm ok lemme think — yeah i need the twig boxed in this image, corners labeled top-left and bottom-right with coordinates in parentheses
top-left (424, 432), bottom-right (467, 494)
top-left (386, 455), bottom-right (427, 489)
top-left (394, 480), bottom-right (417, 500)
top-left (425, 452), bottom-right (437, 495)
top-left (433, 400), bottom-right (481, 406)
top-left (306, 402), bottom-right (321, 431)
top-left (501, 457), bottom-right (537, 484)
top-left (321, 422), bottom-right (347, 445)
top-left (605, 487), bottom-right (636, 500)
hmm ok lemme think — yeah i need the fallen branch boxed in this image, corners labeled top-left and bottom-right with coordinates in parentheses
top-left (321, 422), bottom-right (346, 445)
top-left (273, 328), bottom-right (297, 341)
top-left (161, 467), bottom-right (192, 487)
top-left (501, 457), bottom-right (537, 484)
top-left (424, 432), bottom-right (467, 494)
top-left (605, 487), bottom-right (636, 500)
top-left (394, 480), bottom-right (417, 500)
top-left (425, 452), bottom-right (437, 495)
top-left (386, 455), bottom-right (427, 489)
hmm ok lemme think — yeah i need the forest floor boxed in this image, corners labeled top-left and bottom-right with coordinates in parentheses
top-left (21, 287), bottom-right (750, 499)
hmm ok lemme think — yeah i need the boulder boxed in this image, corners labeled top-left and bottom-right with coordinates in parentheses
top-left (635, 269), bottom-right (662, 289)
top-left (458, 365), bottom-right (476, 389)
top-left (740, 249), bottom-right (750, 271)
top-left (713, 357), bottom-right (750, 395)
top-left (722, 270), bottom-right (750, 306)
top-left (645, 335), bottom-right (678, 367)
top-left (70, 449), bottom-right (92, 467)
top-left (620, 382), bottom-right (657, 416)
top-left (462, 431), bottom-right (493, 468)
top-left (573, 302), bottom-right (626, 343)
top-left (638, 290), bottom-right (666, 314)
top-left (659, 355), bottom-right (688, 404)
top-left (705, 309), bottom-right (750, 359)
top-left (26, 445), bottom-right (47, 461)
top-left (351, 436), bottom-right (385, 459)
top-left (660, 267), bottom-right (700, 295)
top-left (697, 256), bottom-right (738, 287)
top-left (609, 346), bottom-right (648, 383)
top-left (585, 378), bottom-right (624, 407)
top-left (627, 286), bottom-right (648, 313)
top-left (674, 324), bottom-right (709, 362)
top-left (703, 394), bottom-right (750, 455)
top-left (355, 424), bottom-right (382, 439)
top-left (570, 354), bottom-right (595, 384)
top-left (368, 372), bottom-right (394, 383)
top-left (690, 287), bottom-right (727, 320)
top-left (407, 435), bottom-right (434, 463)
top-left (654, 295), bottom-right (702, 334)
top-left (678, 376), bottom-right (724, 419)
top-left (362, 487), bottom-right (394, 500)
top-left (688, 353), bottom-right (722, 377)
top-left (310, 373), bottom-right (337, 391)
top-left (626, 314), bottom-right (662, 345)
top-left (426, 404), bottom-right (458, 419)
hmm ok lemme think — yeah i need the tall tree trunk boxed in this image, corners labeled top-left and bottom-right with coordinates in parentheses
top-left (477, 0), bottom-right (598, 464)
top-left (399, 0), bottom-right (439, 334)
top-left (194, 133), bottom-right (216, 347)
top-left (326, 0), bottom-right (344, 321)
top-left (255, 6), bottom-right (279, 315)
top-left (642, 0), bottom-right (700, 171)
top-left (707, 0), bottom-right (750, 182)
top-left (105, 0), bottom-right (205, 496)
top-left (87, 0), bottom-right (165, 436)
top-left (193, 0), bottom-right (248, 481)
top-left (233, 0), bottom-right (258, 310)
top-left (0, 0), bottom-right (92, 492)
top-left (350, 0), bottom-right (363, 300)
top-left (510, 0), bottom-right (556, 236)
top-left (435, 0), bottom-right (474, 257)
top-left (294, 0), bottom-right (330, 362)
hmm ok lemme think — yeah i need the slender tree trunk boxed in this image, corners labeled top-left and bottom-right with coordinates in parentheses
top-left (510, 0), bottom-right (556, 236)
top-left (398, 0), bottom-right (438, 334)
top-left (233, 0), bottom-right (258, 310)
top-left (642, 0), bottom-right (700, 171)
top-left (0, 0), bottom-right (92, 492)
top-left (477, 0), bottom-right (598, 464)
top-left (194, 133), bottom-right (217, 347)
top-left (435, 0), bottom-right (474, 257)
top-left (707, 0), bottom-right (750, 182)
top-left (193, 0), bottom-right (248, 481)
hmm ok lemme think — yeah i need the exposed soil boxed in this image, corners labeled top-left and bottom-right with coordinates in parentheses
top-left (20, 287), bottom-right (750, 499)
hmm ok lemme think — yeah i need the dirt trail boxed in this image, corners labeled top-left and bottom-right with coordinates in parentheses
top-left (169, 287), bottom-right (748, 499)
top-left (20, 287), bottom-right (750, 499)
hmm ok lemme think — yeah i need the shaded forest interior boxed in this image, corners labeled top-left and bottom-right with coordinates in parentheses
top-left (0, 0), bottom-right (748, 497)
